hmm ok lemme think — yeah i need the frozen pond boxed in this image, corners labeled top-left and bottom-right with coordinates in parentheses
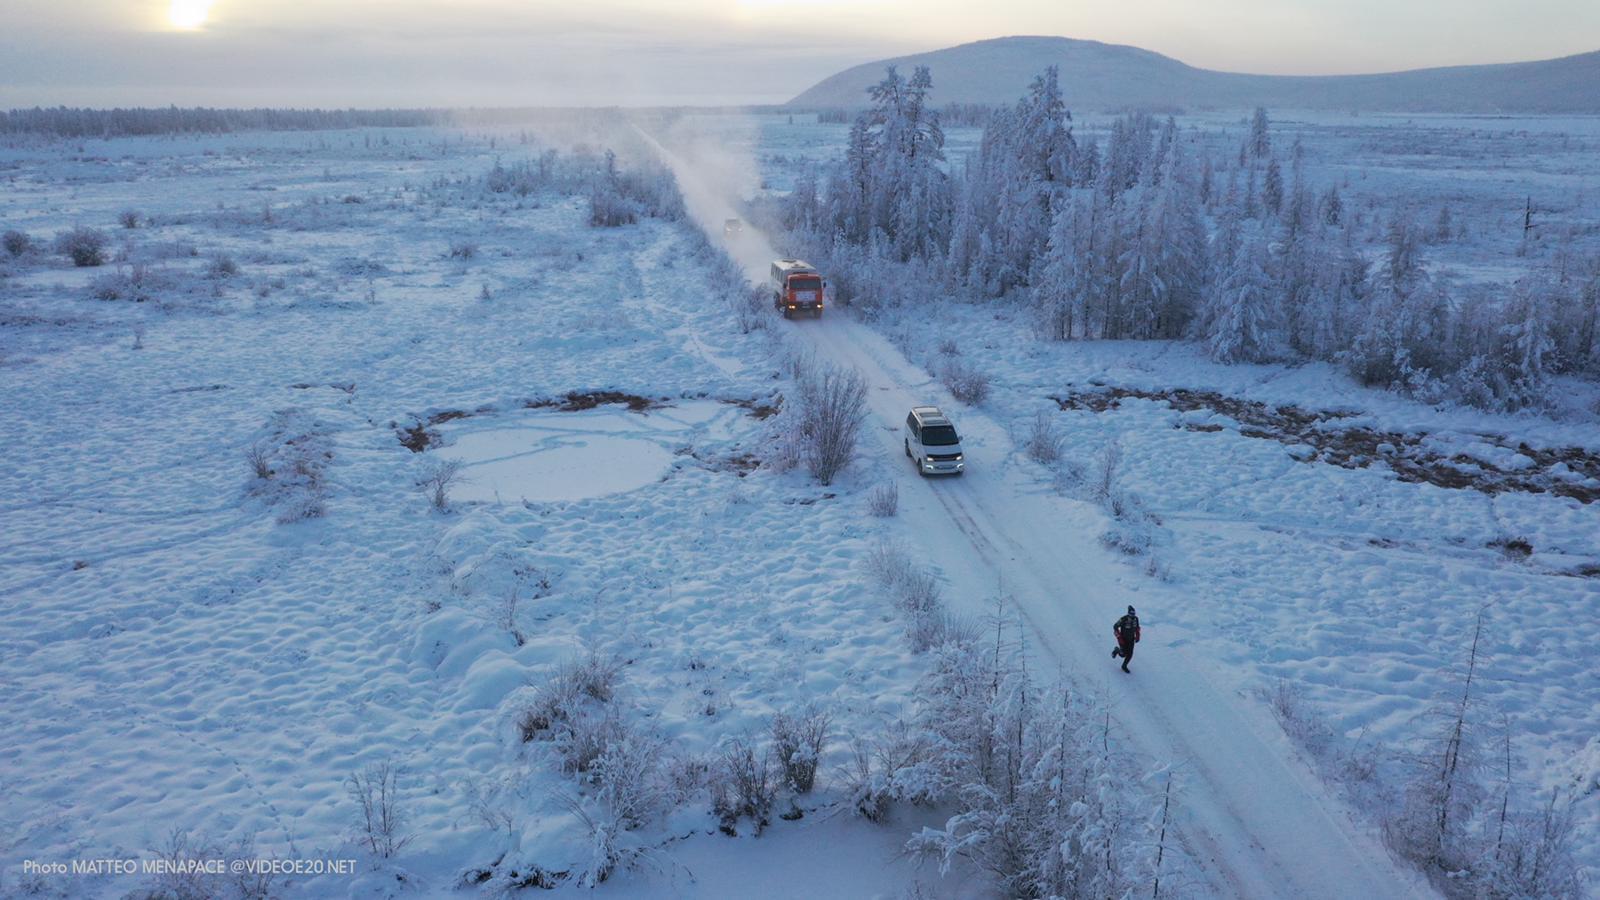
top-left (446, 428), bottom-right (671, 503)
top-left (435, 400), bottom-right (733, 503)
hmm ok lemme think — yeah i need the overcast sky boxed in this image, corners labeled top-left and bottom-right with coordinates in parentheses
top-left (3, 0), bottom-right (1598, 108)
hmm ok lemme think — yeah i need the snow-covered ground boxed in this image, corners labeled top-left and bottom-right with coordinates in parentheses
top-left (0, 127), bottom-right (960, 897)
top-left (3, 110), bottom-right (1596, 898)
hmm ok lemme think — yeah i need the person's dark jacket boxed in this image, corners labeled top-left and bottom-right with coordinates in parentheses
top-left (1114, 614), bottom-right (1141, 647)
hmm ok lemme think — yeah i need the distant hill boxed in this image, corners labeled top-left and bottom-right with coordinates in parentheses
top-left (788, 36), bottom-right (1600, 114)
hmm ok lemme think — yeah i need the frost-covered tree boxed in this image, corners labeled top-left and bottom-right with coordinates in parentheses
top-left (1262, 158), bottom-right (1284, 217)
top-left (948, 66), bottom-right (1076, 295)
top-left (1204, 220), bottom-right (1275, 363)
top-left (1117, 132), bottom-right (1205, 340)
top-left (905, 622), bottom-right (1157, 898)
top-left (819, 69), bottom-right (948, 260)
top-left (1250, 106), bottom-right (1272, 158)
top-left (1348, 218), bottom-right (1455, 390)
top-left (1321, 186), bottom-right (1344, 226)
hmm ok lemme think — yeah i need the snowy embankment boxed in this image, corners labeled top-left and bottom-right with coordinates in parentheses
top-left (0, 129), bottom-right (949, 897)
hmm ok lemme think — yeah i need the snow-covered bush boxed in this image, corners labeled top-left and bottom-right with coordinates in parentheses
top-left (138, 829), bottom-right (226, 900)
top-left (770, 706), bottom-right (831, 794)
top-left (587, 150), bottom-right (684, 228)
top-left (1092, 437), bottom-right (1121, 503)
top-left (517, 648), bottom-right (624, 755)
top-left (770, 354), bottom-right (868, 486)
top-left (244, 441), bottom-right (272, 481)
top-left (1375, 611), bottom-right (1585, 897)
top-left (938, 356), bottom-right (990, 405)
top-left (1101, 487), bottom-right (1162, 559)
top-left (3, 229), bottom-right (32, 258)
top-left (559, 706), bottom-right (630, 776)
top-left (1021, 410), bottom-right (1063, 464)
top-left (867, 482), bottom-right (898, 517)
top-left (588, 187), bottom-right (639, 228)
top-left (567, 734), bottom-right (665, 887)
top-left (1260, 678), bottom-right (1335, 760)
top-left (865, 541), bottom-right (961, 652)
top-left (118, 209), bottom-right (141, 229)
top-left (55, 226), bottom-right (109, 267)
top-left (895, 621), bottom-right (1168, 897)
top-left (712, 738), bottom-right (775, 834)
top-left (347, 761), bottom-right (412, 859)
top-left (89, 264), bottom-right (172, 302)
top-left (418, 458), bottom-right (464, 512)
top-left (206, 255), bottom-right (239, 279)
top-left (842, 724), bottom-right (935, 823)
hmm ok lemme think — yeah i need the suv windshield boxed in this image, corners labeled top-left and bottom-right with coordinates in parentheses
top-left (921, 424), bottom-right (959, 446)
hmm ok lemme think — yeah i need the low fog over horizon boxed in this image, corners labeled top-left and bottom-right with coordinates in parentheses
top-left (3, 0), bottom-right (1600, 108)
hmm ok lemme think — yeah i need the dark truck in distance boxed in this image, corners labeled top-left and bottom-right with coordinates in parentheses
top-left (771, 259), bottom-right (824, 319)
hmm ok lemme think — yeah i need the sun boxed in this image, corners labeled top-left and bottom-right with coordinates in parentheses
top-left (168, 0), bottom-right (213, 30)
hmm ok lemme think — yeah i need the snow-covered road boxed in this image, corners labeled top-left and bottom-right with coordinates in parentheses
top-left (642, 123), bottom-right (1434, 899)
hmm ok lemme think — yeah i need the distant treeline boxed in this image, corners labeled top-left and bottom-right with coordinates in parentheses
top-left (809, 102), bottom-right (997, 128)
top-left (0, 106), bottom-right (453, 138)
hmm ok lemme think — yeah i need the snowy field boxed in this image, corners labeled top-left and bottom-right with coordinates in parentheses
top-left (0, 126), bottom-right (956, 897)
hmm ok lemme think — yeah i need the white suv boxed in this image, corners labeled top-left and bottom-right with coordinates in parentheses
top-left (904, 406), bottom-right (965, 476)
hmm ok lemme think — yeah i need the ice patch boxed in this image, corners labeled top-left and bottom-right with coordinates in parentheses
top-left (433, 401), bottom-right (735, 504)
top-left (445, 426), bottom-right (672, 503)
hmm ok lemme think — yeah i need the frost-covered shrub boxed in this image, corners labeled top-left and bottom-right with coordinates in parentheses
top-left (867, 482), bottom-right (898, 517)
top-left (206, 255), bottom-right (239, 278)
top-left (559, 707), bottom-right (629, 776)
top-left (712, 739), bottom-right (774, 834)
top-left (1101, 487), bottom-right (1162, 558)
top-left (483, 151), bottom-right (566, 197)
top-left (1092, 438), bottom-right (1121, 502)
top-left (587, 151), bottom-right (684, 228)
top-left (865, 541), bottom-right (955, 652)
top-left (686, 224), bottom-right (770, 332)
top-left (447, 240), bottom-right (477, 259)
top-left (939, 356), bottom-right (990, 405)
top-left (843, 724), bottom-right (940, 824)
top-left (245, 441), bottom-right (272, 481)
top-left (563, 731), bottom-right (670, 887)
top-left (770, 706), bottom-right (831, 794)
top-left (518, 649), bottom-right (623, 744)
top-left (141, 829), bottom-right (225, 900)
top-left (55, 226), bottom-right (109, 267)
top-left (1021, 410), bottom-right (1063, 464)
top-left (776, 354), bottom-right (867, 486)
top-left (3, 229), bottom-right (32, 257)
top-left (565, 648), bottom-right (622, 703)
top-left (417, 458), bottom-right (464, 512)
top-left (89, 264), bottom-right (171, 302)
top-left (905, 635), bottom-right (1163, 898)
top-left (118, 209), bottom-right (141, 229)
top-left (587, 187), bottom-right (638, 227)
top-left (1260, 678), bottom-right (1335, 760)
top-left (347, 761), bottom-right (411, 859)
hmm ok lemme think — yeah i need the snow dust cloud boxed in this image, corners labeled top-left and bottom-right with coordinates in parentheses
top-left (630, 114), bottom-right (782, 284)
